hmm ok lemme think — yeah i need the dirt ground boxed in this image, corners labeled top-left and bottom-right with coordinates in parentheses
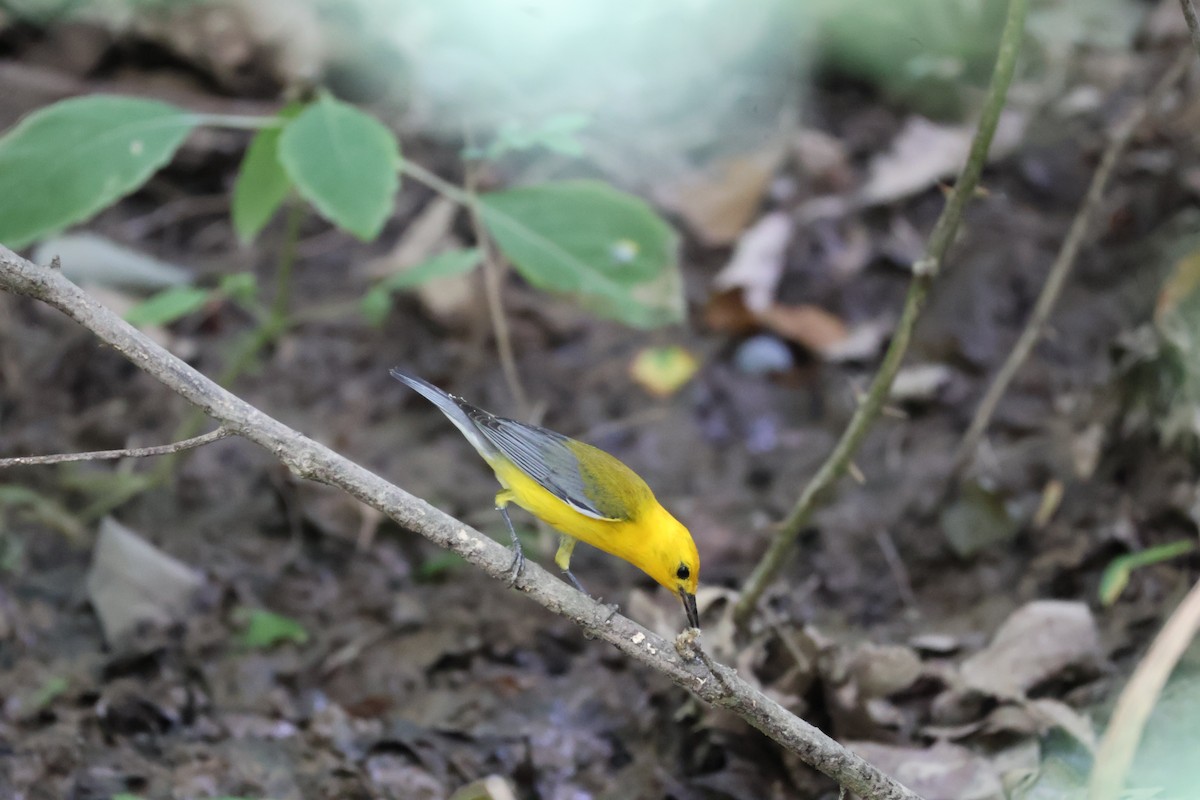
top-left (2, 3), bottom-right (1200, 799)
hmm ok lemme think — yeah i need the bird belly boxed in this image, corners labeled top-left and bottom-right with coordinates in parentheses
top-left (489, 458), bottom-right (625, 555)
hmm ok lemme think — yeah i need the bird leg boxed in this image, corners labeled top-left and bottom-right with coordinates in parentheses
top-left (556, 536), bottom-right (618, 621)
top-left (495, 490), bottom-right (524, 586)
top-left (554, 535), bottom-right (588, 593)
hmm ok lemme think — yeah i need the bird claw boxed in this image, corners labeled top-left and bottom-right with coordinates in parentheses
top-left (506, 547), bottom-right (525, 587)
top-left (601, 601), bottom-right (620, 624)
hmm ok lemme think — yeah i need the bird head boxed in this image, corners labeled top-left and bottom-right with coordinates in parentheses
top-left (637, 503), bottom-right (701, 629)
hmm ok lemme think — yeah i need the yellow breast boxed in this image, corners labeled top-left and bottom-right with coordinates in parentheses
top-left (489, 456), bottom-right (644, 562)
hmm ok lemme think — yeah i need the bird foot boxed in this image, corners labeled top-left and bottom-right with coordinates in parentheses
top-left (506, 547), bottom-right (525, 587)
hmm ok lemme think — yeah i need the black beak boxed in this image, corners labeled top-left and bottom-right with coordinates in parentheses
top-left (680, 591), bottom-right (700, 630)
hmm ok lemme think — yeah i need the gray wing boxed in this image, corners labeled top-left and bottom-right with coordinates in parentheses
top-left (467, 411), bottom-right (625, 521)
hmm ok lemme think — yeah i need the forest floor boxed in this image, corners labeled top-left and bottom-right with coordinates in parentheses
top-left (2, 5), bottom-right (1200, 800)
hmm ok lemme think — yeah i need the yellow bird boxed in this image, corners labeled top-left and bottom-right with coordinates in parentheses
top-left (391, 369), bottom-right (701, 629)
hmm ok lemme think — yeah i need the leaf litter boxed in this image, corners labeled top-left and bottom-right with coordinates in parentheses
top-left (3, 5), bottom-right (1200, 799)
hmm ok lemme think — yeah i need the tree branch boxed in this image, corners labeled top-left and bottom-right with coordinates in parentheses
top-left (733, 0), bottom-right (1031, 625)
top-left (952, 48), bottom-right (1193, 475)
top-left (0, 245), bottom-right (922, 800)
top-left (0, 427), bottom-right (233, 467)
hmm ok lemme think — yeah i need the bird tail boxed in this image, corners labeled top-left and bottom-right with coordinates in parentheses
top-left (390, 368), bottom-right (498, 458)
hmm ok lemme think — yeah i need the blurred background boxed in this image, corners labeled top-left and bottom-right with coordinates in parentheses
top-left (2, 0), bottom-right (1200, 798)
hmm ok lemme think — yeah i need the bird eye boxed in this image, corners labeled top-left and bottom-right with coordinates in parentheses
top-left (676, 565), bottom-right (690, 580)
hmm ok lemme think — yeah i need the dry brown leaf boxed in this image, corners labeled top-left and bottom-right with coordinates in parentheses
top-left (792, 127), bottom-right (852, 189)
top-left (661, 146), bottom-right (787, 246)
top-left (846, 741), bottom-right (1005, 800)
top-left (860, 112), bottom-right (1026, 206)
top-left (848, 643), bottom-right (923, 699)
top-left (712, 211), bottom-right (793, 313)
top-left (757, 303), bottom-right (849, 355)
top-left (86, 517), bottom-right (205, 647)
top-left (702, 289), bottom-right (760, 334)
top-left (960, 600), bottom-right (1103, 698)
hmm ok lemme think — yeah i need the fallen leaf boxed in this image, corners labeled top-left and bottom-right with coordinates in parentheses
top-left (629, 345), bottom-right (699, 398)
top-left (848, 643), bottom-right (923, 699)
top-left (940, 482), bottom-right (1020, 558)
top-left (449, 775), bottom-right (519, 800)
top-left (846, 740), bottom-right (1005, 800)
top-left (758, 303), bottom-right (849, 356)
top-left (820, 318), bottom-right (892, 362)
top-left (960, 600), bottom-right (1103, 698)
top-left (660, 146), bottom-right (787, 246)
top-left (86, 517), bottom-right (205, 646)
top-left (703, 289), bottom-right (760, 334)
top-left (792, 127), bottom-right (852, 189)
top-left (1023, 698), bottom-right (1096, 751)
top-left (890, 363), bottom-right (953, 403)
top-left (713, 211), bottom-right (793, 313)
top-left (859, 112), bottom-right (1026, 206)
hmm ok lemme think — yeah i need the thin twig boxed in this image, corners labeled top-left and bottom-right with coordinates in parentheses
top-left (0, 245), bottom-right (922, 800)
top-left (1088, 575), bottom-right (1200, 799)
top-left (952, 49), bottom-right (1193, 476)
top-left (732, 0), bottom-right (1031, 626)
top-left (0, 427), bottom-right (233, 468)
top-left (464, 162), bottom-right (531, 416)
top-left (874, 529), bottom-right (919, 612)
top-left (1180, 0), bottom-right (1200, 61)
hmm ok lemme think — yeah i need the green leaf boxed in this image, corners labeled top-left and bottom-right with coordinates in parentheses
top-left (124, 286), bottom-right (211, 327)
top-left (360, 287), bottom-right (393, 327)
top-left (379, 248), bottom-right (482, 291)
top-left (1099, 540), bottom-right (1197, 606)
top-left (0, 95), bottom-right (197, 248)
top-left (231, 107), bottom-right (299, 243)
top-left (0, 484), bottom-right (85, 542)
top-left (478, 181), bottom-right (682, 328)
top-left (475, 112), bottom-right (591, 160)
top-left (218, 271), bottom-right (258, 306)
top-left (235, 608), bottom-right (309, 649)
top-left (417, 551), bottom-right (466, 581)
top-left (30, 675), bottom-right (69, 710)
top-left (278, 95), bottom-right (400, 240)
top-left (362, 248), bottom-right (482, 326)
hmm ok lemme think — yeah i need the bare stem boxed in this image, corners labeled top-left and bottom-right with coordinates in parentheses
top-left (0, 245), bottom-right (923, 800)
top-left (733, 0), bottom-right (1030, 626)
top-left (269, 200), bottom-right (305, 332)
top-left (402, 160), bottom-right (472, 205)
top-left (952, 49), bottom-right (1193, 476)
top-left (464, 162), bottom-right (531, 416)
top-left (1089, 574), bottom-right (1200, 799)
top-left (0, 428), bottom-right (233, 468)
top-left (134, 201), bottom-right (306, 508)
top-left (1180, 0), bottom-right (1200, 61)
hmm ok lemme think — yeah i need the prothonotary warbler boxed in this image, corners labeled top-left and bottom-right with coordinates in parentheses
top-left (391, 369), bottom-right (701, 629)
